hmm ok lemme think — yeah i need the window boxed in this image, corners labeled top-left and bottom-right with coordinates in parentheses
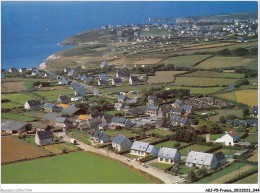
top-left (160, 158), bottom-right (163, 162)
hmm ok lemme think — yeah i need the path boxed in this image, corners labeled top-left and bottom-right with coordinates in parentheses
top-left (55, 132), bottom-right (181, 184)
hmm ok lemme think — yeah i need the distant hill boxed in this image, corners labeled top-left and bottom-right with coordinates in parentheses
top-left (176, 11), bottom-right (258, 23)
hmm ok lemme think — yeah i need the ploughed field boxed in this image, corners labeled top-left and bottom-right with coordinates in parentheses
top-left (1, 136), bottom-right (51, 164)
top-left (1, 151), bottom-right (153, 184)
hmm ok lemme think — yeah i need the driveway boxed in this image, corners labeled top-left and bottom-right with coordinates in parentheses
top-left (55, 132), bottom-right (181, 184)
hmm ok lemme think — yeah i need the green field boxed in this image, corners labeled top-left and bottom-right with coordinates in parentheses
top-left (1, 151), bottom-right (154, 184)
top-left (23, 82), bottom-right (34, 90)
top-left (194, 162), bottom-right (246, 184)
top-left (195, 56), bottom-right (256, 69)
top-left (201, 134), bottom-right (223, 141)
top-left (161, 55), bottom-right (211, 68)
top-left (244, 134), bottom-right (258, 144)
top-left (104, 130), bottom-right (136, 138)
top-left (179, 144), bottom-right (214, 156)
top-left (172, 77), bottom-right (236, 87)
top-left (149, 162), bottom-right (172, 170)
top-left (1, 93), bottom-right (36, 107)
top-left (180, 71), bottom-right (245, 79)
top-left (234, 173), bottom-right (258, 184)
top-left (155, 140), bottom-right (188, 150)
top-left (1, 102), bottom-right (23, 109)
top-left (209, 109), bottom-right (243, 121)
top-left (33, 90), bottom-right (74, 102)
top-left (1, 113), bottom-right (38, 122)
top-left (147, 129), bottom-right (173, 137)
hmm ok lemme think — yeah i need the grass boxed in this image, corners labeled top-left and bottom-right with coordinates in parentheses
top-left (161, 55), bottom-right (211, 68)
top-left (124, 153), bottom-right (139, 159)
top-left (147, 71), bottom-right (187, 84)
top-left (195, 56), bottom-right (256, 69)
top-left (234, 89), bottom-right (258, 106)
top-left (23, 82), bottom-right (34, 90)
top-left (201, 134), bottom-right (223, 141)
top-left (147, 129), bottom-right (173, 137)
top-left (179, 144), bottom-right (214, 156)
top-left (1, 102), bottom-right (23, 109)
top-left (178, 165), bottom-right (191, 174)
top-left (209, 109), bottom-right (243, 121)
top-left (155, 140), bottom-right (188, 150)
top-left (149, 162), bottom-right (172, 170)
top-left (1, 113), bottom-right (38, 122)
top-left (180, 71), bottom-right (244, 79)
top-left (1, 151), bottom-right (153, 184)
top-left (214, 92), bottom-right (237, 103)
top-left (104, 110), bottom-right (125, 115)
top-left (172, 77), bottom-right (236, 87)
top-left (244, 134), bottom-right (258, 144)
top-left (247, 149), bottom-right (258, 162)
top-left (67, 129), bottom-right (91, 145)
top-left (246, 59), bottom-right (258, 70)
top-left (104, 130), bottom-right (136, 138)
top-left (19, 111), bottom-right (47, 119)
top-left (33, 90), bottom-right (74, 102)
top-left (215, 148), bottom-right (239, 157)
top-left (194, 162), bottom-right (246, 184)
top-left (1, 93), bottom-right (36, 107)
top-left (234, 173), bottom-right (258, 184)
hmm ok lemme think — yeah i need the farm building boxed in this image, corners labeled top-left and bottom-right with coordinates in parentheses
top-left (129, 75), bottom-right (139, 85)
top-left (24, 100), bottom-right (42, 110)
top-left (158, 147), bottom-right (181, 164)
top-left (59, 77), bottom-right (68, 85)
top-left (55, 117), bottom-right (73, 131)
top-left (90, 129), bottom-right (111, 144)
top-left (112, 78), bottom-right (122, 86)
top-left (215, 129), bottom-right (239, 146)
top-left (186, 151), bottom-right (226, 169)
top-left (131, 141), bottom-right (158, 157)
top-left (1, 120), bottom-right (32, 134)
top-left (57, 95), bottom-right (69, 104)
top-left (112, 134), bottom-right (133, 151)
top-left (35, 131), bottom-right (55, 146)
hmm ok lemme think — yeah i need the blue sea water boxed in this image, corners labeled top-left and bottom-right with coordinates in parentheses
top-left (1, 1), bottom-right (258, 69)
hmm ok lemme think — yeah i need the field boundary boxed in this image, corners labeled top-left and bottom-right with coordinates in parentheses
top-left (191, 55), bottom-right (215, 68)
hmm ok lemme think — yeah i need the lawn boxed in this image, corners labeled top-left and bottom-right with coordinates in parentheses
top-left (147, 129), bottom-right (174, 137)
top-left (147, 71), bottom-right (187, 84)
top-left (104, 130), bottom-right (136, 138)
top-left (235, 89), bottom-right (258, 106)
top-left (215, 148), bottom-right (239, 158)
top-left (67, 129), bottom-right (91, 145)
top-left (161, 55), bottom-right (211, 68)
top-left (19, 111), bottom-right (47, 119)
top-left (180, 71), bottom-right (244, 79)
top-left (1, 113), bottom-right (38, 122)
top-left (244, 134), bottom-right (258, 144)
top-left (209, 109), bottom-right (243, 121)
top-left (179, 144), bottom-right (214, 156)
top-left (155, 140), bottom-right (188, 150)
top-left (104, 110), bottom-right (125, 115)
top-left (149, 162), bottom-right (172, 170)
top-left (195, 56), bottom-right (256, 69)
top-left (194, 162), bottom-right (246, 184)
top-left (1, 151), bottom-right (154, 184)
top-left (178, 165), bottom-right (191, 174)
top-left (33, 90), bottom-right (74, 102)
top-left (201, 134), bottom-right (223, 141)
top-left (124, 153), bottom-right (139, 159)
top-left (234, 173), bottom-right (258, 184)
top-left (172, 77), bottom-right (236, 87)
top-left (23, 82), bottom-right (34, 90)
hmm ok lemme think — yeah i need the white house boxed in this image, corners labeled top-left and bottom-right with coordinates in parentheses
top-left (35, 131), bottom-right (55, 146)
top-left (158, 147), bottom-right (181, 164)
top-left (129, 75), bottom-right (139, 85)
top-left (186, 151), bottom-right (226, 169)
top-left (24, 100), bottom-right (42, 110)
top-left (112, 134), bottom-right (133, 151)
top-left (215, 129), bottom-right (239, 146)
top-left (130, 141), bottom-right (158, 157)
top-left (59, 77), bottom-right (68, 85)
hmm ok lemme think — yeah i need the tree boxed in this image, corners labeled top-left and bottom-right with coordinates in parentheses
top-left (243, 108), bottom-right (250, 117)
top-left (188, 170), bottom-right (196, 182)
top-left (219, 116), bottom-right (226, 124)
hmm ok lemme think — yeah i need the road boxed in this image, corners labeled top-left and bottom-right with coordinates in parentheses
top-left (55, 132), bottom-right (182, 184)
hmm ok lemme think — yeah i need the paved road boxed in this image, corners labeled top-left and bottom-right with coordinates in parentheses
top-left (55, 132), bottom-right (181, 184)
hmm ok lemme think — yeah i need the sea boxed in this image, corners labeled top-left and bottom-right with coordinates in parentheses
top-left (1, 1), bottom-right (258, 69)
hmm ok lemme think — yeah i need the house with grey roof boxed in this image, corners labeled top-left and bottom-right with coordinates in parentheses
top-left (74, 86), bottom-right (86, 96)
top-left (42, 112), bottom-right (61, 124)
top-left (118, 95), bottom-right (128, 103)
top-left (112, 78), bottom-right (122, 86)
top-left (1, 120), bottom-right (32, 134)
top-left (129, 75), bottom-right (139, 85)
top-left (24, 100), bottom-right (42, 110)
top-left (125, 98), bottom-right (138, 104)
top-left (125, 108), bottom-right (146, 116)
top-left (251, 106), bottom-right (258, 118)
top-left (114, 103), bottom-right (125, 111)
top-left (57, 95), bottom-right (69, 104)
top-left (9, 68), bottom-right (18, 73)
top-left (98, 78), bottom-right (108, 86)
top-left (78, 118), bottom-right (102, 130)
top-left (100, 73), bottom-right (108, 81)
top-left (170, 108), bottom-right (185, 117)
top-left (59, 77), bottom-right (68, 85)
top-left (44, 103), bottom-right (62, 112)
top-left (158, 147), bottom-right (181, 164)
top-left (146, 105), bottom-right (158, 116)
top-left (131, 141), bottom-right (158, 157)
top-left (186, 151), bottom-right (226, 169)
top-left (158, 106), bottom-right (170, 118)
top-left (70, 82), bottom-right (80, 90)
top-left (71, 96), bottom-right (83, 102)
top-left (90, 129), bottom-right (110, 144)
top-left (171, 116), bottom-right (190, 127)
top-left (172, 99), bottom-right (184, 108)
top-left (182, 105), bottom-right (195, 114)
top-left (67, 70), bottom-right (76, 77)
top-left (89, 112), bottom-right (104, 119)
top-left (147, 96), bottom-right (160, 106)
top-left (31, 69), bottom-right (40, 76)
top-left (55, 117), bottom-right (73, 131)
top-left (112, 134), bottom-right (133, 151)
top-left (100, 62), bottom-right (108, 68)
top-left (111, 117), bottom-right (134, 128)
top-left (97, 122), bottom-right (108, 130)
top-left (61, 107), bottom-right (85, 115)
top-left (35, 131), bottom-right (55, 146)
top-left (50, 73), bottom-right (57, 79)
